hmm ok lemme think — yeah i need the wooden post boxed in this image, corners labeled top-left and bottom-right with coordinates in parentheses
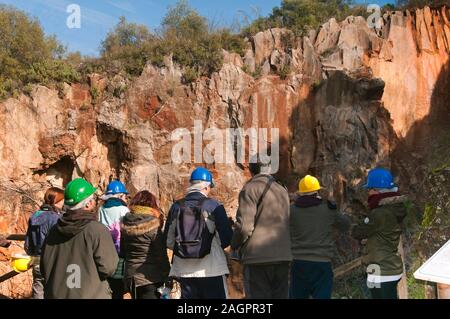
top-left (437, 284), bottom-right (450, 299)
top-left (397, 235), bottom-right (408, 299)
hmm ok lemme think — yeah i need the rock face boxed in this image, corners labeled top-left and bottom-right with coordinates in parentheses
top-left (0, 6), bottom-right (449, 298)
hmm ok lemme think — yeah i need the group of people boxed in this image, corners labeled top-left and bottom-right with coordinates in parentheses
top-left (15, 158), bottom-right (407, 299)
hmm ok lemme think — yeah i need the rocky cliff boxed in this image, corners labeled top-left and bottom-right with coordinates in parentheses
top-left (0, 6), bottom-right (449, 298)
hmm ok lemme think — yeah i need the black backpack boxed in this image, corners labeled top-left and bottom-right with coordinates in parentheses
top-left (173, 197), bottom-right (215, 259)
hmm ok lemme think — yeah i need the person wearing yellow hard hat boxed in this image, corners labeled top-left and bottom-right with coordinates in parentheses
top-left (40, 178), bottom-right (119, 299)
top-left (290, 175), bottom-right (351, 299)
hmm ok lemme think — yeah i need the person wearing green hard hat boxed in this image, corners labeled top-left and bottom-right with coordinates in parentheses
top-left (40, 178), bottom-right (119, 299)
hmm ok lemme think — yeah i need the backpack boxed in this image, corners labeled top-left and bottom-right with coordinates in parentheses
top-left (173, 197), bottom-right (215, 259)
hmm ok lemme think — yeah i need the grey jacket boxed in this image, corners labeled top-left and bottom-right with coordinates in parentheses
top-left (231, 174), bottom-right (292, 265)
top-left (290, 196), bottom-right (351, 262)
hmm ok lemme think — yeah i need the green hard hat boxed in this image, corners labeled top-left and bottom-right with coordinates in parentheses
top-left (64, 178), bottom-right (97, 206)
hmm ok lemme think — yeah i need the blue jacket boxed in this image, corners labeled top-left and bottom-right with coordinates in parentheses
top-left (25, 205), bottom-right (61, 256)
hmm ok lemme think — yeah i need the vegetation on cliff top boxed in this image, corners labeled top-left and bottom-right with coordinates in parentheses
top-left (0, 5), bottom-right (80, 99)
top-left (0, 0), bottom-right (446, 99)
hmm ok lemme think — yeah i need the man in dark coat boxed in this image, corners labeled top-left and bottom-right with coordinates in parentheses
top-left (41, 178), bottom-right (118, 299)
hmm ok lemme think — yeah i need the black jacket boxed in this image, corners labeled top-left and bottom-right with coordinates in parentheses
top-left (121, 210), bottom-right (170, 289)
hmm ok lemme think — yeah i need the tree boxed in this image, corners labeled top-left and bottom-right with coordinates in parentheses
top-left (161, 0), bottom-right (209, 40)
top-left (396, 0), bottom-right (449, 8)
top-left (243, 0), bottom-right (356, 36)
top-left (0, 5), bottom-right (78, 99)
top-left (101, 16), bottom-right (153, 55)
top-left (100, 16), bottom-right (155, 75)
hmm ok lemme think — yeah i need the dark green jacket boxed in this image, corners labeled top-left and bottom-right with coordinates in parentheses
top-left (352, 195), bottom-right (408, 276)
top-left (290, 199), bottom-right (351, 262)
top-left (41, 210), bottom-right (119, 299)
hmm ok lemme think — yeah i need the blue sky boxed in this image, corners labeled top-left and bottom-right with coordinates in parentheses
top-left (0, 0), bottom-right (395, 56)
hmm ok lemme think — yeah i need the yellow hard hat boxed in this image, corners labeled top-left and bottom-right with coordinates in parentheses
top-left (11, 254), bottom-right (32, 273)
top-left (298, 175), bottom-right (322, 193)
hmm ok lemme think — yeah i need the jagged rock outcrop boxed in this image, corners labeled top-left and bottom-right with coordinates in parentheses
top-left (0, 6), bottom-right (449, 298)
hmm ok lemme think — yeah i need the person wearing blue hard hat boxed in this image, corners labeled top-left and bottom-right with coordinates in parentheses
top-left (164, 167), bottom-right (232, 299)
top-left (98, 180), bottom-right (130, 299)
top-left (189, 166), bottom-right (215, 188)
top-left (352, 167), bottom-right (408, 299)
top-left (363, 167), bottom-right (397, 189)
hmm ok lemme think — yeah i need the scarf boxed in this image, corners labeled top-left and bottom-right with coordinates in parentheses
top-left (129, 205), bottom-right (162, 219)
top-left (368, 192), bottom-right (401, 210)
top-left (294, 194), bottom-right (322, 208)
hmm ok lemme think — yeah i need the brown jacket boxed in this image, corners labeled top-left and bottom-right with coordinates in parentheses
top-left (231, 174), bottom-right (292, 265)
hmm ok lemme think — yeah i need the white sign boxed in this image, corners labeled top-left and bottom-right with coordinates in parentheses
top-left (414, 240), bottom-right (450, 285)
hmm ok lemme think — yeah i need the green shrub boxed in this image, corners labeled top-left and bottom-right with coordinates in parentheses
top-left (278, 64), bottom-right (292, 80)
top-left (99, 1), bottom-right (244, 81)
top-left (182, 66), bottom-right (200, 83)
top-left (396, 0), bottom-right (449, 8)
top-left (90, 86), bottom-right (99, 103)
top-left (0, 5), bottom-right (80, 100)
top-left (241, 0), bottom-right (398, 37)
top-left (252, 65), bottom-right (263, 78)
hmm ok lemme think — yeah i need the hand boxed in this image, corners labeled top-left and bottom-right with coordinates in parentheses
top-left (0, 236), bottom-right (11, 248)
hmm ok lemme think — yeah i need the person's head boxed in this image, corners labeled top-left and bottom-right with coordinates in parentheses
top-left (44, 187), bottom-right (65, 210)
top-left (64, 178), bottom-right (97, 212)
top-left (129, 191), bottom-right (163, 223)
top-left (129, 190), bottom-right (159, 209)
top-left (103, 180), bottom-right (129, 203)
top-left (248, 151), bottom-right (273, 177)
top-left (363, 168), bottom-right (396, 195)
top-left (298, 175), bottom-right (322, 196)
top-left (188, 167), bottom-right (214, 195)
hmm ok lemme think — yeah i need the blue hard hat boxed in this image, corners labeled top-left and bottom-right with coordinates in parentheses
top-left (363, 168), bottom-right (396, 189)
top-left (105, 180), bottom-right (129, 195)
top-left (190, 167), bottom-right (215, 188)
